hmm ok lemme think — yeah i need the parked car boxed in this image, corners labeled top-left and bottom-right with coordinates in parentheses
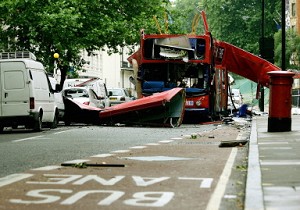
top-left (55, 87), bottom-right (104, 125)
top-left (107, 88), bottom-right (134, 106)
top-left (62, 87), bottom-right (105, 109)
top-left (71, 78), bottom-right (110, 108)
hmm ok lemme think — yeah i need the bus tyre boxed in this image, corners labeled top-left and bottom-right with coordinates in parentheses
top-left (33, 113), bottom-right (42, 132)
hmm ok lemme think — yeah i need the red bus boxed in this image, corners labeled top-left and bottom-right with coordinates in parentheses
top-left (128, 13), bottom-right (228, 122)
top-left (128, 11), bottom-right (281, 123)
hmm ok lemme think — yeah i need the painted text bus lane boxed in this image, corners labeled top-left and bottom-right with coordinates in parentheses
top-left (0, 137), bottom-right (232, 209)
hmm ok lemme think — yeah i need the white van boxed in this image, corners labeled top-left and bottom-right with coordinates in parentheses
top-left (63, 78), bottom-right (110, 108)
top-left (0, 52), bottom-right (59, 132)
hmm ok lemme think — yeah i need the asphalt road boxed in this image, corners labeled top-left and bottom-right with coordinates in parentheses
top-left (0, 121), bottom-right (251, 210)
top-left (0, 123), bottom-right (215, 178)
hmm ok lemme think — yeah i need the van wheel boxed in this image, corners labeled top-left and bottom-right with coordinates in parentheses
top-left (51, 112), bottom-right (59, 129)
top-left (64, 120), bottom-right (71, 126)
top-left (33, 114), bottom-right (42, 132)
top-left (0, 125), bottom-right (4, 133)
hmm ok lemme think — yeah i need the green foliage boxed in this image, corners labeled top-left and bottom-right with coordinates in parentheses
top-left (0, 0), bottom-right (166, 77)
top-left (167, 0), bottom-right (205, 34)
top-left (275, 29), bottom-right (300, 69)
top-left (200, 0), bottom-right (280, 54)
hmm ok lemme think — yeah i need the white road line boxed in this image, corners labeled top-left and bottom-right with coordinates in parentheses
top-left (63, 159), bottom-right (90, 164)
top-left (111, 150), bottom-right (130, 153)
top-left (0, 173), bottom-right (33, 188)
top-left (159, 140), bottom-right (174, 143)
top-left (205, 148), bottom-right (238, 210)
top-left (91, 154), bottom-right (114, 158)
top-left (130, 146), bottom-right (147, 149)
top-left (171, 137), bottom-right (182, 140)
top-left (12, 135), bottom-right (45, 143)
top-left (146, 143), bottom-right (160, 146)
top-left (54, 130), bottom-right (71, 135)
top-left (31, 165), bottom-right (62, 171)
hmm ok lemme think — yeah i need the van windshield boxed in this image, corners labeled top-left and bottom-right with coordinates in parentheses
top-left (64, 88), bottom-right (89, 98)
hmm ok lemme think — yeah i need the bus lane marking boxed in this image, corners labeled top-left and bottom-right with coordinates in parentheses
top-left (205, 147), bottom-right (238, 210)
top-left (0, 173), bottom-right (33, 188)
top-left (6, 173), bottom-right (214, 208)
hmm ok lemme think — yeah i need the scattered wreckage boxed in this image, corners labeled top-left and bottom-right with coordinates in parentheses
top-left (63, 87), bottom-right (185, 127)
top-left (61, 11), bottom-right (282, 127)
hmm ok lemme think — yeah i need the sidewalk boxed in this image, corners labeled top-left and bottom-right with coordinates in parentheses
top-left (245, 115), bottom-right (300, 210)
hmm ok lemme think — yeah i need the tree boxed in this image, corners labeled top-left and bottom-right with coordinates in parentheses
top-left (167, 0), bottom-right (205, 34)
top-left (0, 0), bottom-right (167, 88)
top-left (200, 0), bottom-right (280, 55)
top-left (275, 29), bottom-right (300, 69)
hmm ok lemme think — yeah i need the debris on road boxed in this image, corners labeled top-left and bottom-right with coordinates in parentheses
top-left (61, 162), bottom-right (125, 168)
top-left (218, 140), bottom-right (248, 147)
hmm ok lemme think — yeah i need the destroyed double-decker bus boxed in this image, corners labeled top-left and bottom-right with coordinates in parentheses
top-left (128, 12), bottom-right (228, 122)
top-left (128, 10), bottom-right (282, 123)
top-left (56, 10), bottom-right (281, 127)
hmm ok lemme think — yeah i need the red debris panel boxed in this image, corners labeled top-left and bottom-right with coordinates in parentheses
top-left (214, 41), bottom-right (281, 87)
top-left (99, 88), bottom-right (186, 127)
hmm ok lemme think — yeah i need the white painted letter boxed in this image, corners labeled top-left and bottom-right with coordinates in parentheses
top-left (10, 189), bottom-right (72, 204)
top-left (124, 192), bottom-right (174, 207)
top-left (61, 190), bottom-right (124, 205)
top-left (178, 177), bottom-right (213, 188)
top-left (72, 175), bottom-right (125, 185)
top-left (27, 174), bottom-right (82, 185)
top-left (132, 176), bottom-right (170, 186)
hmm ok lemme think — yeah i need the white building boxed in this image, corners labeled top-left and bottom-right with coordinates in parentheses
top-left (78, 46), bottom-right (135, 95)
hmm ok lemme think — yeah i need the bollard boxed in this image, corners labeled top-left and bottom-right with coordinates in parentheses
top-left (268, 71), bottom-right (295, 132)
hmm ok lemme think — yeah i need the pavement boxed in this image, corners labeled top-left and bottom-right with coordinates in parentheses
top-left (245, 114), bottom-right (300, 210)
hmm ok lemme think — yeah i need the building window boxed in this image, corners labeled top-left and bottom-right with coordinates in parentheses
top-left (292, 3), bottom-right (296, 16)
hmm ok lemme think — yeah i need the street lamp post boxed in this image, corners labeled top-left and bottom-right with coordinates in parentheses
top-left (259, 0), bottom-right (265, 112)
top-left (53, 53), bottom-right (60, 83)
top-left (281, 0), bottom-right (286, 71)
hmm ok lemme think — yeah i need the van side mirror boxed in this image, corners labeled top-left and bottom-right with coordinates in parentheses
top-left (108, 91), bottom-right (113, 96)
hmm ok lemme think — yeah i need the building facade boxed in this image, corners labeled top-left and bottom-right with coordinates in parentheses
top-left (289, 0), bottom-right (300, 33)
top-left (78, 47), bottom-right (135, 95)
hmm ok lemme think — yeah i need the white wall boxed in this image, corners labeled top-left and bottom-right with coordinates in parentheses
top-left (79, 47), bottom-right (135, 90)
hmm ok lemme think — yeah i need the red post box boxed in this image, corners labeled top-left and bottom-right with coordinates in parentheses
top-left (268, 71), bottom-right (295, 132)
